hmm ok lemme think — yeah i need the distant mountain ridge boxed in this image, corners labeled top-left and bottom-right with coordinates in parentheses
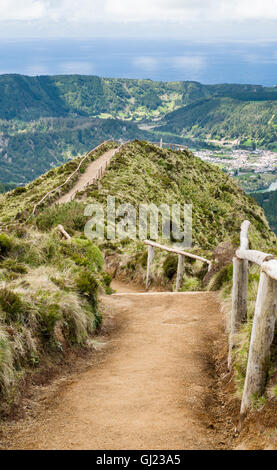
top-left (1, 74), bottom-right (277, 121)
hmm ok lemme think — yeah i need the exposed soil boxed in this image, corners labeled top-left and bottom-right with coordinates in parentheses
top-left (0, 283), bottom-right (235, 450)
top-left (58, 148), bottom-right (117, 204)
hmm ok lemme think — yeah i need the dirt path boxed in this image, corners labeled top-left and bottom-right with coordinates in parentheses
top-left (58, 148), bottom-right (117, 204)
top-left (1, 285), bottom-right (229, 450)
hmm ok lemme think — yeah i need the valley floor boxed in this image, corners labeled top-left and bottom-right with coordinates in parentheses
top-left (0, 283), bottom-right (231, 450)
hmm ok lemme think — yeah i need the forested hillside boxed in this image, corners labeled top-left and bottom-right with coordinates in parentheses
top-left (252, 189), bottom-right (277, 234)
top-left (1, 74), bottom-right (277, 185)
top-left (0, 117), bottom-right (149, 184)
top-left (159, 97), bottom-right (277, 150)
top-left (1, 75), bottom-right (276, 121)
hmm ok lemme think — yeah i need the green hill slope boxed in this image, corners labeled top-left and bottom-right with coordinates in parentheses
top-left (1, 75), bottom-right (276, 121)
top-left (0, 117), bottom-right (150, 184)
top-left (159, 97), bottom-right (277, 150)
top-left (1, 74), bottom-right (277, 186)
top-left (0, 140), bottom-right (276, 410)
top-left (1, 141), bottom-right (274, 250)
top-left (251, 189), bottom-right (277, 234)
top-left (0, 74), bottom-right (211, 121)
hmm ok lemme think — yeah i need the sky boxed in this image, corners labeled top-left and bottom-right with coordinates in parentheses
top-left (1, 0), bottom-right (277, 40)
top-left (0, 0), bottom-right (277, 83)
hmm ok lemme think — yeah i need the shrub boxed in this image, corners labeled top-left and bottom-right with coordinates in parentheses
top-left (12, 187), bottom-right (26, 195)
top-left (75, 270), bottom-right (98, 307)
top-left (62, 238), bottom-right (104, 272)
top-left (2, 259), bottom-right (27, 274)
top-left (0, 288), bottom-right (28, 324)
top-left (38, 303), bottom-right (61, 342)
top-left (181, 277), bottom-right (201, 292)
top-left (208, 264), bottom-right (233, 291)
top-left (35, 201), bottom-right (87, 232)
top-left (163, 254), bottom-right (178, 279)
top-left (0, 234), bottom-right (12, 256)
top-left (102, 272), bottom-right (112, 287)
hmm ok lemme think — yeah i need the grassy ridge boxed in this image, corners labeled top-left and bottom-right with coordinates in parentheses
top-left (31, 141), bottom-right (276, 289)
top-left (0, 140), bottom-right (276, 411)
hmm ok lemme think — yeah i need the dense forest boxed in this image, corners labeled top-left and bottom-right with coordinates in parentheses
top-left (3, 74), bottom-right (276, 121)
top-left (0, 117), bottom-right (151, 184)
top-left (252, 189), bottom-right (277, 234)
top-left (159, 97), bottom-right (277, 150)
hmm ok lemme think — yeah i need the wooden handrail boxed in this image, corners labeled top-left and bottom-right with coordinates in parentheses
top-left (32, 140), bottom-right (113, 215)
top-left (144, 239), bottom-right (210, 291)
top-left (228, 220), bottom-right (277, 416)
top-left (65, 141), bottom-right (129, 203)
top-left (261, 259), bottom-right (277, 281)
top-left (236, 249), bottom-right (274, 266)
top-left (144, 240), bottom-right (210, 265)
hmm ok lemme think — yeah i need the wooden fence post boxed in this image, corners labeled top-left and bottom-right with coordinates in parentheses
top-left (228, 221), bottom-right (250, 369)
top-left (240, 272), bottom-right (277, 415)
top-left (146, 246), bottom-right (155, 289)
top-left (176, 254), bottom-right (185, 291)
top-left (228, 257), bottom-right (249, 368)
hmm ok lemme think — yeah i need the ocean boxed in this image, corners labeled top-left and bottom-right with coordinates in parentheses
top-left (0, 38), bottom-right (276, 85)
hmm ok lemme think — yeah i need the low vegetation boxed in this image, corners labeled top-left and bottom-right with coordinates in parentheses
top-left (31, 140), bottom-right (276, 290)
top-left (0, 226), bottom-right (111, 414)
top-left (0, 139), bottom-right (276, 413)
top-left (0, 141), bottom-right (116, 224)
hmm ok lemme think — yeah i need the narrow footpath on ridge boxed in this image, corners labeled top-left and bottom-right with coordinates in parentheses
top-left (58, 148), bottom-right (117, 204)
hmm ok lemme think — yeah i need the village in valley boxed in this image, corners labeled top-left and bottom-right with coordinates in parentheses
top-left (193, 147), bottom-right (277, 192)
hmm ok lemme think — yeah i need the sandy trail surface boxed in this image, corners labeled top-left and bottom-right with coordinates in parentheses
top-left (1, 283), bottom-right (226, 450)
top-left (58, 148), bottom-right (117, 204)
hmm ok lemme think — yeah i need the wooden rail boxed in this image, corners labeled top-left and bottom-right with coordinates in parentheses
top-left (228, 220), bottom-right (277, 415)
top-left (144, 239), bottom-right (211, 290)
top-left (32, 140), bottom-right (113, 215)
top-left (65, 142), bottom-right (129, 203)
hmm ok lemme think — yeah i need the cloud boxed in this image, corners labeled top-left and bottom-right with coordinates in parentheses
top-left (133, 56), bottom-right (159, 71)
top-left (172, 56), bottom-right (205, 71)
top-left (1, 0), bottom-right (277, 24)
top-left (0, 0), bottom-right (277, 40)
top-left (59, 61), bottom-right (95, 74)
top-left (25, 64), bottom-right (50, 75)
top-left (105, 0), bottom-right (277, 22)
top-left (0, 0), bottom-right (46, 20)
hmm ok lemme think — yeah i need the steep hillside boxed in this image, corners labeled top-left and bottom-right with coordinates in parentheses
top-left (1, 141), bottom-right (274, 250)
top-left (0, 140), bottom-right (276, 413)
top-left (17, 140), bottom-right (276, 290)
top-left (0, 118), bottom-right (149, 184)
top-left (252, 189), bottom-right (277, 234)
top-left (1, 75), bottom-right (276, 122)
top-left (0, 75), bottom-right (209, 121)
top-left (159, 97), bottom-right (277, 150)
